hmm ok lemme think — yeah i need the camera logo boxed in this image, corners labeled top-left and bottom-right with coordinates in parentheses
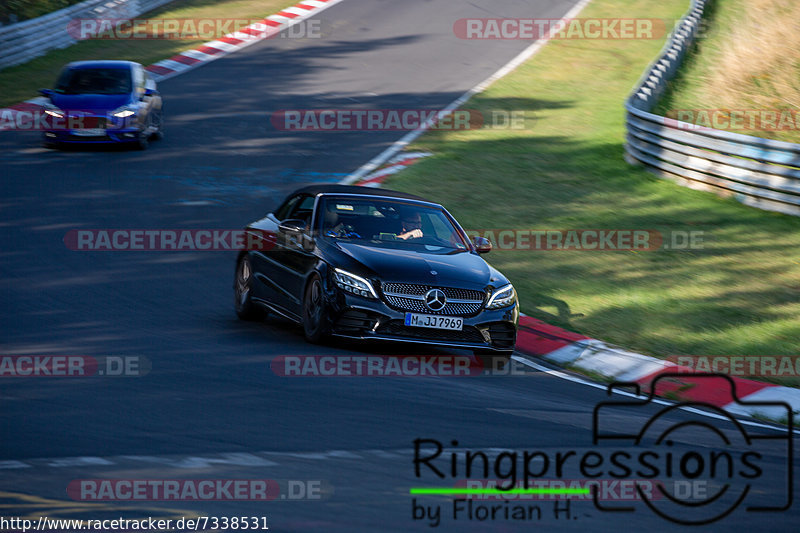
top-left (592, 373), bottom-right (793, 525)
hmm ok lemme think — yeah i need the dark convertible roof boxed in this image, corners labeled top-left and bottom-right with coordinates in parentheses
top-left (292, 184), bottom-right (428, 202)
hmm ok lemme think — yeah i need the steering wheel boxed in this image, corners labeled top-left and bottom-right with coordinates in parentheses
top-left (339, 224), bottom-right (361, 238)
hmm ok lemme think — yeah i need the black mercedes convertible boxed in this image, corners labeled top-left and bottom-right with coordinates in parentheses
top-left (234, 185), bottom-right (518, 354)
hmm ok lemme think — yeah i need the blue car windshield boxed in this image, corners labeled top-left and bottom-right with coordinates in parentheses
top-left (55, 68), bottom-right (132, 95)
top-left (319, 197), bottom-right (469, 251)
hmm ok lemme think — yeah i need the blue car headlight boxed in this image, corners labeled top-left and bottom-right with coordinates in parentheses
top-left (486, 283), bottom-right (516, 309)
top-left (333, 268), bottom-right (378, 299)
top-left (43, 107), bottom-right (65, 119)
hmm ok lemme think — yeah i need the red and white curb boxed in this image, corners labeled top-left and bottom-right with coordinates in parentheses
top-left (515, 315), bottom-right (800, 424)
top-left (355, 152), bottom-right (431, 187)
top-left (4, 0), bottom-right (345, 114)
top-left (144, 0), bottom-right (345, 82)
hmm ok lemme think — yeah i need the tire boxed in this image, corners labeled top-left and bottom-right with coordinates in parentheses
top-left (302, 274), bottom-right (330, 343)
top-left (41, 134), bottom-right (58, 149)
top-left (135, 114), bottom-right (152, 150)
top-left (234, 254), bottom-right (265, 321)
top-left (136, 128), bottom-right (149, 150)
top-left (151, 108), bottom-right (164, 140)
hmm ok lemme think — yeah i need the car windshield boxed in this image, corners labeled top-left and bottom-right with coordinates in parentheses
top-left (318, 196), bottom-right (469, 251)
top-left (54, 67), bottom-right (132, 95)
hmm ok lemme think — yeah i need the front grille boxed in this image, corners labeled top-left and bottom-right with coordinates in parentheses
top-left (380, 282), bottom-right (485, 316)
top-left (376, 320), bottom-right (486, 344)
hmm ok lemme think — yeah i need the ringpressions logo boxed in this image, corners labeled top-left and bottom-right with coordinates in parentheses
top-left (411, 373), bottom-right (793, 526)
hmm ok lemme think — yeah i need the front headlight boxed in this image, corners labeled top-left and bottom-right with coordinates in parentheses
top-left (111, 105), bottom-right (136, 118)
top-left (486, 283), bottom-right (516, 309)
top-left (333, 268), bottom-right (378, 299)
top-left (43, 104), bottom-right (64, 119)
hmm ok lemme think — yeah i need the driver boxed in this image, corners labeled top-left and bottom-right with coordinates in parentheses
top-left (398, 210), bottom-right (423, 240)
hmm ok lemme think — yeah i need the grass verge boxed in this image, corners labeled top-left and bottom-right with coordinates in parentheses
top-left (655, 0), bottom-right (800, 143)
top-left (385, 0), bottom-right (800, 386)
top-left (0, 0), bottom-right (294, 107)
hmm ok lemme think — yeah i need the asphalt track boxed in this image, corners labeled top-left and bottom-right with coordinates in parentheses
top-left (0, 0), bottom-right (797, 531)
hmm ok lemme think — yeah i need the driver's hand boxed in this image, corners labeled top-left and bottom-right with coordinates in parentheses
top-left (398, 229), bottom-right (423, 240)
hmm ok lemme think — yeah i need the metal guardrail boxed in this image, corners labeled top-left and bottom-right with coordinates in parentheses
top-left (624, 0), bottom-right (800, 217)
top-left (0, 0), bottom-right (175, 70)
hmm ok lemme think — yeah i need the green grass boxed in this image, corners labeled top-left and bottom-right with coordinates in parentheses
top-left (655, 0), bottom-right (800, 143)
top-left (385, 0), bottom-right (800, 386)
top-left (0, 0), bottom-right (294, 107)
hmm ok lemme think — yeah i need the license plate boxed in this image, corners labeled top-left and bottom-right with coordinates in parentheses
top-left (72, 128), bottom-right (105, 136)
top-left (404, 313), bottom-right (463, 330)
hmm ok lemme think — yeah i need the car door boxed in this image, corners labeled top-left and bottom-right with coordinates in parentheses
top-left (246, 194), bottom-right (302, 316)
top-left (252, 194), bottom-right (315, 316)
top-left (243, 213), bottom-right (281, 307)
top-left (279, 196), bottom-right (321, 316)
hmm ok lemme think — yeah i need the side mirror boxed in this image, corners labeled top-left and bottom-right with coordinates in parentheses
top-left (39, 88), bottom-right (53, 99)
top-left (473, 236), bottom-right (492, 254)
top-left (278, 219), bottom-right (307, 234)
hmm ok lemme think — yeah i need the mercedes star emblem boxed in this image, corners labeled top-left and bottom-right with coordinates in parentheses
top-left (424, 289), bottom-right (447, 311)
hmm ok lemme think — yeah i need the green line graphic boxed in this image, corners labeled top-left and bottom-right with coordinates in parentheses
top-left (410, 487), bottom-right (590, 495)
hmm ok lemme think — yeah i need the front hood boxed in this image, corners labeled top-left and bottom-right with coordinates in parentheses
top-left (333, 241), bottom-right (502, 290)
top-left (49, 93), bottom-right (132, 113)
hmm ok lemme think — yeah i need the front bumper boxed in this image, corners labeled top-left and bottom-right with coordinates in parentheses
top-left (328, 291), bottom-right (519, 352)
top-left (43, 113), bottom-right (143, 144)
top-left (44, 128), bottom-right (142, 144)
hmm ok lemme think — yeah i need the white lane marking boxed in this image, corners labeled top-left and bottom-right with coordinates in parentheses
top-left (325, 450), bottom-right (362, 458)
top-left (365, 449), bottom-right (400, 458)
top-left (46, 456), bottom-right (114, 467)
top-left (172, 453), bottom-right (277, 468)
top-left (120, 452), bottom-right (278, 468)
top-left (388, 151), bottom-right (432, 164)
top-left (0, 460), bottom-right (30, 469)
top-left (511, 355), bottom-right (800, 435)
top-left (265, 450), bottom-right (362, 460)
top-left (340, 0), bottom-right (594, 184)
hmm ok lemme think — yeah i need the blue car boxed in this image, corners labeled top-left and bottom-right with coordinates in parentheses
top-left (39, 60), bottom-right (163, 149)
